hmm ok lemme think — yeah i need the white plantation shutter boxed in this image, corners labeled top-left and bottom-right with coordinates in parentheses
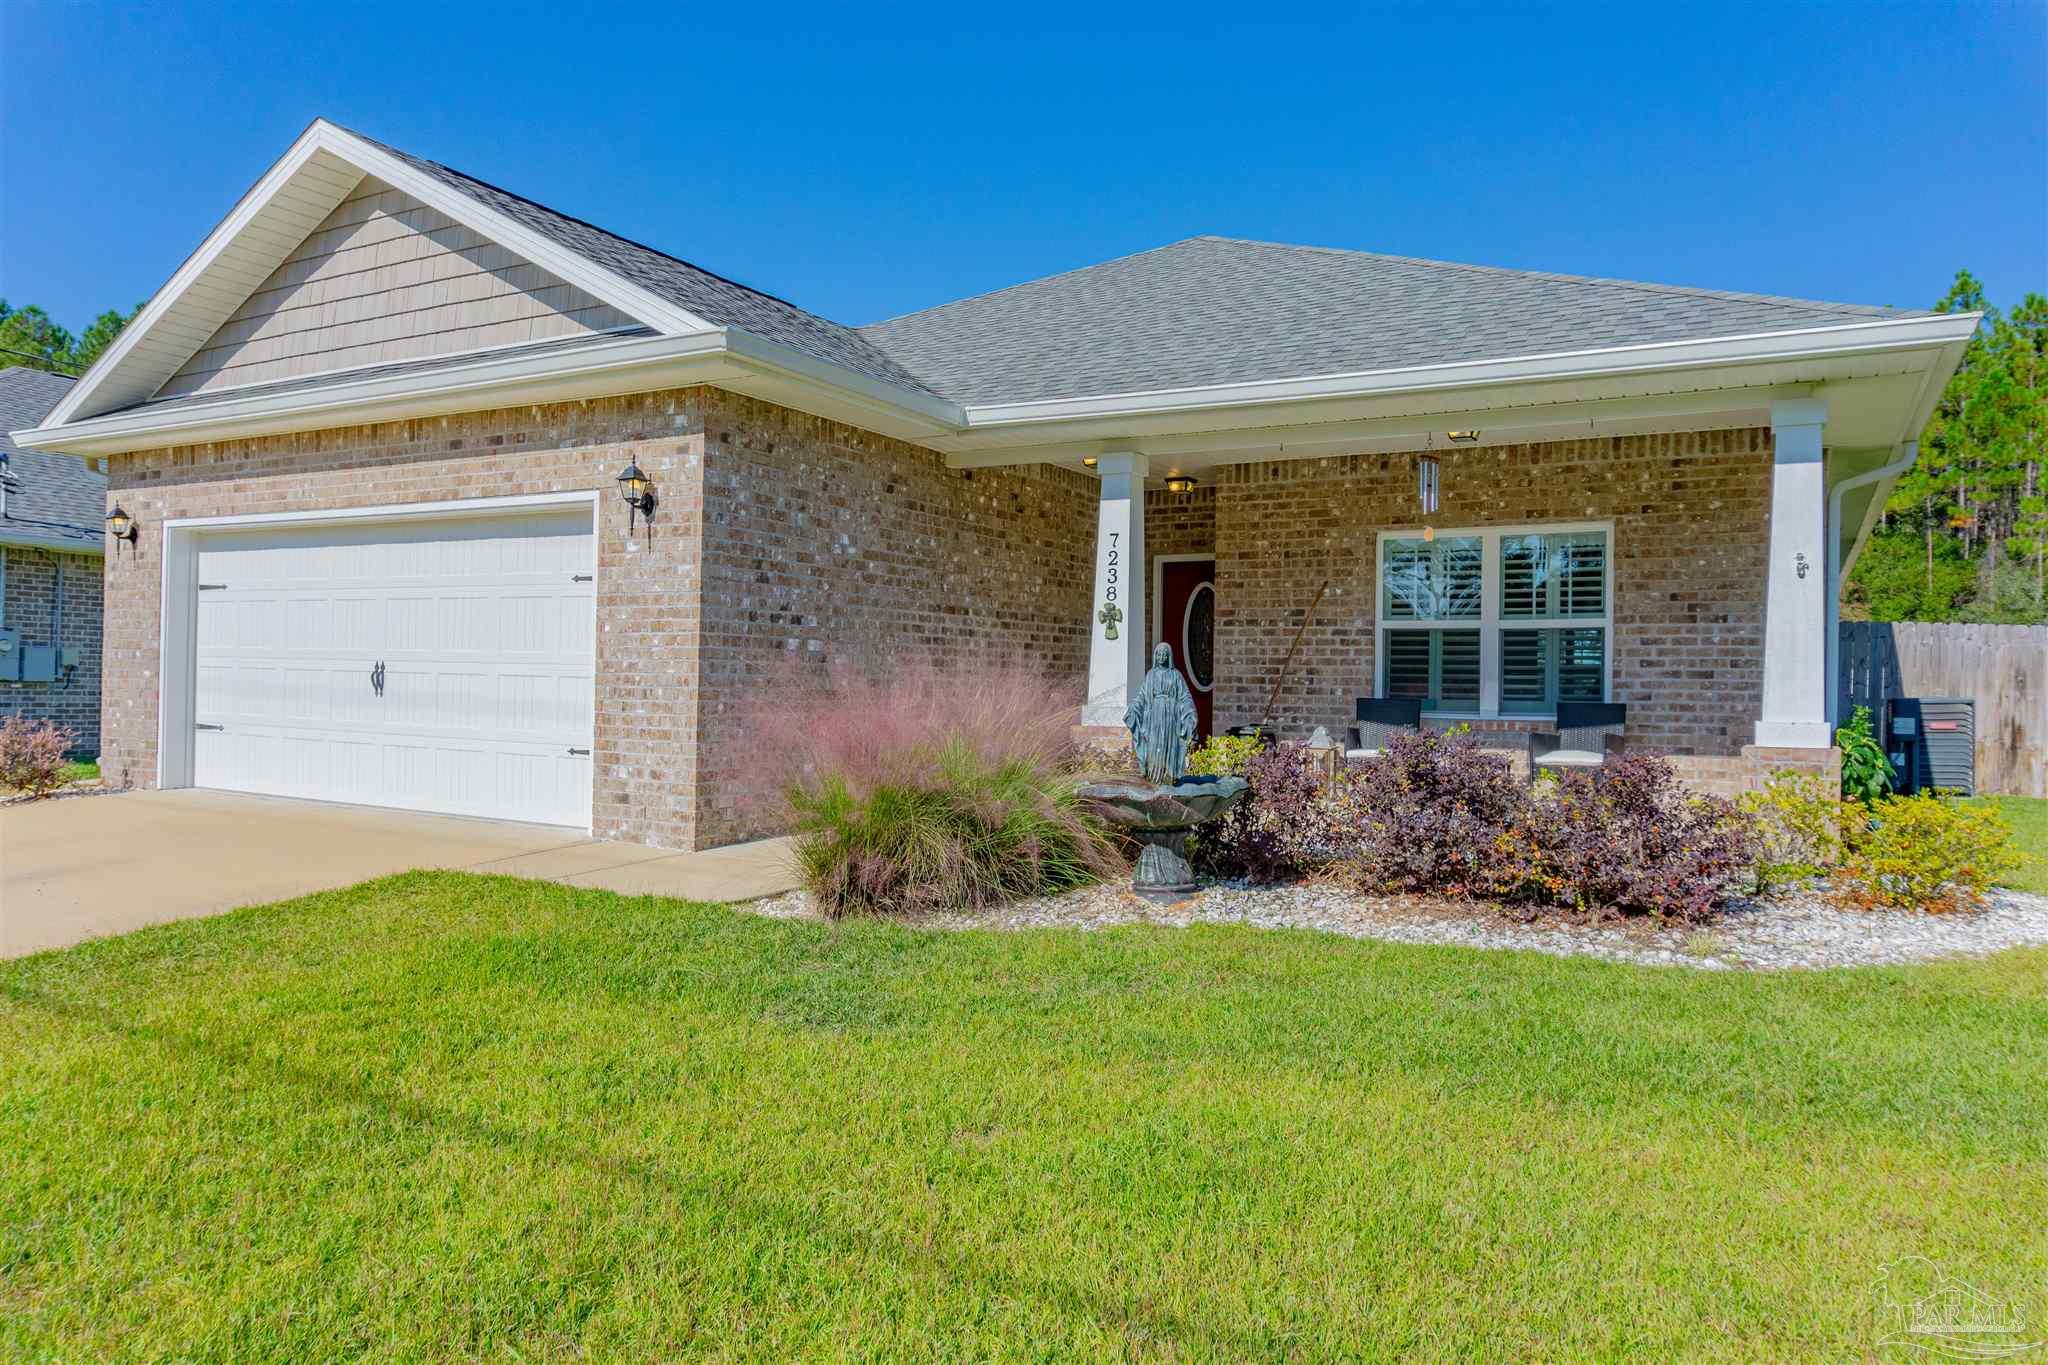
top-left (1381, 525), bottom-right (1610, 716)
top-left (1501, 532), bottom-right (1606, 619)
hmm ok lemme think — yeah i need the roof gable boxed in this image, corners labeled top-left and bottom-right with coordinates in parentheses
top-left (157, 177), bottom-right (640, 399)
top-left (859, 235), bottom-right (1932, 406)
top-left (48, 121), bottom-right (714, 426)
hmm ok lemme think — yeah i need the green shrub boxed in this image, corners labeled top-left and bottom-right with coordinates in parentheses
top-left (1187, 731), bottom-right (1262, 778)
top-left (1835, 705), bottom-right (1893, 804)
top-left (1738, 770), bottom-right (1844, 891)
top-left (1834, 791), bottom-right (2021, 913)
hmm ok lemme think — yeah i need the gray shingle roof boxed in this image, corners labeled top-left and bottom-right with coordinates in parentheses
top-left (343, 127), bottom-right (939, 396)
top-left (858, 235), bottom-right (1932, 406)
top-left (0, 367), bottom-right (102, 550)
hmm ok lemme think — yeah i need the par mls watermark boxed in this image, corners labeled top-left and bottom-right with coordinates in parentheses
top-left (1871, 1256), bottom-right (2043, 1360)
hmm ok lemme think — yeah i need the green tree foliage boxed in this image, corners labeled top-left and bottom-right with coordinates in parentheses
top-left (0, 299), bottom-right (142, 376)
top-left (1845, 274), bottom-right (2048, 622)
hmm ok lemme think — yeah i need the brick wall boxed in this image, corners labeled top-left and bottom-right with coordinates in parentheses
top-left (1209, 429), bottom-right (1776, 758)
top-left (100, 385), bottom-right (1095, 849)
top-left (0, 545), bottom-right (103, 754)
top-left (690, 390), bottom-right (1095, 844)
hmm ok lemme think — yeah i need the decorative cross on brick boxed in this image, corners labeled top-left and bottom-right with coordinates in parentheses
top-left (1097, 601), bottom-right (1122, 640)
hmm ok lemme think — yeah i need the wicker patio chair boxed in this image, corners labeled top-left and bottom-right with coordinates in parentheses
top-left (1527, 701), bottom-right (1628, 778)
top-left (1347, 697), bottom-right (1425, 760)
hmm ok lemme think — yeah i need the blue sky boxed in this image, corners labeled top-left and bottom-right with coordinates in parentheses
top-left (3, 2), bottom-right (2043, 339)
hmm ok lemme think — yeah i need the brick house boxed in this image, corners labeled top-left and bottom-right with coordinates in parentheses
top-left (0, 366), bottom-right (104, 756)
top-left (15, 120), bottom-right (1975, 848)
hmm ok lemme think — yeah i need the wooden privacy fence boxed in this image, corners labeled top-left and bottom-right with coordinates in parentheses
top-left (1837, 622), bottom-right (2048, 797)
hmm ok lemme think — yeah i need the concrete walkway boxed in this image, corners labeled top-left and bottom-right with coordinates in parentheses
top-left (0, 788), bottom-right (798, 959)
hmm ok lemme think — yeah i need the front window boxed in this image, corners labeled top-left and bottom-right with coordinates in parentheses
top-left (1378, 525), bottom-right (1611, 716)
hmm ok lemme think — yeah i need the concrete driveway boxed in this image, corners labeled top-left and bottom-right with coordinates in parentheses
top-left (1, 789), bottom-right (798, 959)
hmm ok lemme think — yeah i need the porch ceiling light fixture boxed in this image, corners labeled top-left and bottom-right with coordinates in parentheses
top-left (616, 461), bottom-right (656, 535)
top-left (1162, 474), bottom-right (1198, 495)
top-left (1446, 430), bottom-right (1481, 443)
top-left (105, 504), bottom-right (138, 555)
top-left (1082, 456), bottom-right (1098, 468)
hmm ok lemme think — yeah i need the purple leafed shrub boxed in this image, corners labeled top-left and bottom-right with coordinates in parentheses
top-left (1193, 741), bottom-right (1331, 882)
top-left (1491, 752), bottom-right (1757, 921)
top-left (0, 716), bottom-right (75, 800)
top-left (745, 657), bottom-right (1123, 916)
top-left (1333, 728), bottom-right (1526, 896)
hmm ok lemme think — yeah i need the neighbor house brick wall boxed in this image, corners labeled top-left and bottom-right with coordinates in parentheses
top-left (0, 545), bottom-right (103, 754)
top-left (99, 385), bottom-right (1095, 850)
top-left (1210, 428), bottom-right (1777, 761)
top-left (689, 389), bottom-right (1095, 845)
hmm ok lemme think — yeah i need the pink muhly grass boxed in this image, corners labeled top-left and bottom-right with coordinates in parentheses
top-left (742, 654), bottom-right (1125, 916)
top-left (746, 654), bottom-right (1087, 801)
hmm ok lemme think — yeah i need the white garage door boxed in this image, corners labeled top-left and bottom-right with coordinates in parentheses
top-left (190, 507), bottom-right (596, 827)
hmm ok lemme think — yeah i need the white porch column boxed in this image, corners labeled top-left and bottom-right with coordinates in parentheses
top-left (1082, 452), bottom-right (1149, 726)
top-left (1756, 398), bottom-right (1832, 748)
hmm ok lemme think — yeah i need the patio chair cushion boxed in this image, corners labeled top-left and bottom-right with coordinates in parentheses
top-left (1532, 748), bottom-right (1606, 767)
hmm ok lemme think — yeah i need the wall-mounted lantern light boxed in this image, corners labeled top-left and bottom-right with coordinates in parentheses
top-left (616, 462), bottom-right (656, 535)
top-left (1162, 474), bottom-right (1198, 495)
top-left (106, 505), bottom-right (139, 555)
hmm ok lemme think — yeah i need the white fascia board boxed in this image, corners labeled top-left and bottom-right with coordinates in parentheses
top-left (12, 328), bottom-right (966, 456)
top-left (13, 330), bottom-right (740, 456)
top-left (954, 311), bottom-right (1985, 432)
top-left (0, 528), bottom-right (104, 556)
top-left (42, 119), bottom-right (709, 432)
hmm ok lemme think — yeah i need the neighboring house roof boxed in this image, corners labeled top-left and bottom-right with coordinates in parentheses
top-left (342, 127), bottom-right (939, 397)
top-left (0, 367), bottom-right (102, 554)
top-left (859, 235), bottom-right (1933, 406)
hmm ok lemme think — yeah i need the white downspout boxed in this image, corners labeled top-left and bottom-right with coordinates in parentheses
top-left (1826, 440), bottom-right (1918, 724)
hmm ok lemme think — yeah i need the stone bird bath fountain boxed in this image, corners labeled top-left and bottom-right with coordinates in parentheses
top-left (1080, 644), bottom-right (1250, 902)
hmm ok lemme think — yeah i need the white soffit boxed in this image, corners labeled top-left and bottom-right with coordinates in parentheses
top-left (45, 120), bottom-right (707, 427)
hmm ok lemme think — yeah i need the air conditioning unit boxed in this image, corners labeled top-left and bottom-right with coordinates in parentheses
top-left (1887, 698), bottom-right (1975, 797)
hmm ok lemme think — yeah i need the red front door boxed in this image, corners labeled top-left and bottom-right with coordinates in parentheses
top-left (1159, 559), bottom-right (1216, 739)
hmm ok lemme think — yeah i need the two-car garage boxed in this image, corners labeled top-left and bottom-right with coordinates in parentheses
top-left (164, 497), bottom-right (597, 829)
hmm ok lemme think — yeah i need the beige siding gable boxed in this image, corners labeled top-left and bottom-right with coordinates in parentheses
top-left (156, 178), bottom-right (641, 398)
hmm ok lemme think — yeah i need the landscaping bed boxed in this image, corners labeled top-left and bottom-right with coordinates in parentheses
top-left (754, 880), bottom-right (2048, 970)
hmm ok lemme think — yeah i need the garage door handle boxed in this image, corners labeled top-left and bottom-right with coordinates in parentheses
top-left (567, 747), bottom-right (590, 756)
top-left (370, 661), bottom-right (386, 697)
top-left (196, 722), bottom-right (224, 731)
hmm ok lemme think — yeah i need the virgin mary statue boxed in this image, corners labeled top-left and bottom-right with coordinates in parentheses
top-left (1125, 643), bottom-right (1199, 785)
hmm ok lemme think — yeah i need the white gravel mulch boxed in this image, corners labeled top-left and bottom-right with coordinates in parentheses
top-left (747, 880), bottom-right (2048, 972)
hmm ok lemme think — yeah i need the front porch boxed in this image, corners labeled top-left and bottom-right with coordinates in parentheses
top-left (1075, 404), bottom-right (1857, 795)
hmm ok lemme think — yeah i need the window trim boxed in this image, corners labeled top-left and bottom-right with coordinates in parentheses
top-left (1374, 520), bottom-right (1615, 719)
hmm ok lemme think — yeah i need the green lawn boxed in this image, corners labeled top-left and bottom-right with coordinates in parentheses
top-left (1974, 794), bottom-right (2048, 894)
top-left (3, 874), bottom-right (2044, 1360)
top-left (56, 758), bottom-right (99, 786)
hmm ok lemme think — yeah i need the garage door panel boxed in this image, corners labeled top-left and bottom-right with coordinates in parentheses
top-left (187, 507), bottom-right (595, 827)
